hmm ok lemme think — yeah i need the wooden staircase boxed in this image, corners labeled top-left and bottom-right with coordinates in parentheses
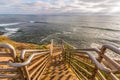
top-left (40, 51), bottom-right (78, 80)
top-left (0, 39), bottom-right (120, 80)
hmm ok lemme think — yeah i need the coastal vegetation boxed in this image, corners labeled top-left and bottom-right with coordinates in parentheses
top-left (0, 36), bottom-right (48, 51)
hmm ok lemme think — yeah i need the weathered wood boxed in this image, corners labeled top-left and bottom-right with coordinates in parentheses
top-left (71, 63), bottom-right (89, 80)
top-left (74, 52), bottom-right (89, 59)
top-left (0, 61), bottom-right (9, 65)
top-left (1, 40), bottom-right (120, 80)
top-left (0, 53), bottom-right (12, 57)
top-left (30, 56), bottom-right (49, 78)
top-left (109, 73), bottom-right (119, 80)
top-left (8, 51), bottom-right (50, 67)
top-left (23, 66), bottom-right (30, 80)
top-left (31, 52), bottom-right (48, 62)
top-left (50, 39), bottom-right (53, 55)
top-left (28, 54), bottom-right (49, 71)
top-left (97, 70), bottom-right (107, 80)
top-left (103, 60), bottom-right (118, 73)
top-left (0, 43), bottom-right (16, 58)
top-left (102, 55), bottom-right (120, 70)
top-left (70, 58), bottom-right (92, 76)
top-left (20, 49), bottom-right (48, 59)
top-left (0, 68), bottom-right (17, 72)
top-left (87, 52), bottom-right (111, 73)
top-left (37, 58), bottom-right (49, 80)
top-left (0, 74), bottom-right (19, 78)
top-left (71, 56), bottom-right (94, 69)
top-left (101, 45), bottom-right (120, 55)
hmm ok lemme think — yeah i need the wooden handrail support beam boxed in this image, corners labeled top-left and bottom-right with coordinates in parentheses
top-left (0, 43), bottom-right (24, 79)
top-left (20, 49), bottom-right (49, 59)
top-left (62, 40), bottom-right (77, 49)
top-left (61, 40), bottom-right (120, 80)
top-left (0, 43), bottom-right (16, 58)
top-left (0, 43), bottom-right (51, 80)
top-left (8, 51), bottom-right (50, 67)
top-left (50, 39), bottom-right (53, 56)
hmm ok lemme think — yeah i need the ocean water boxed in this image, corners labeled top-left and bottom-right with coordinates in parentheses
top-left (0, 14), bottom-right (120, 49)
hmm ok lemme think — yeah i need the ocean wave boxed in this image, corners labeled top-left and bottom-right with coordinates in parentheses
top-left (3, 28), bottom-right (19, 36)
top-left (29, 21), bottom-right (49, 24)
top-left (0, 22), bottom-right (22, 27)
top-left (81, 26), bottom-right (120, 32)
top-left (30, 21), bottom-right (35, 23)
top-left (5, 28), bottom-right (19, 32)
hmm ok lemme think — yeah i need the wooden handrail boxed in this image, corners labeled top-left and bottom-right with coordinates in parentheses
top-left (0, 43), bottom-right (16, 58)
top-left (75, 48), bottom-right (100, 53)
top-left (20, 49), bottom-right (49, 59)
top-left (87, 52), bottom-right (111, 73)
top-left (0, 40), bottom-right (120, 80)
top-left (8, 51), bottom-right (50, 67)
top-left (101, 45), bottom-right (120, 55)
top-left (61, 40), bottom-right (120, 80)
top-left (61, 40), bottom-right (77, 49)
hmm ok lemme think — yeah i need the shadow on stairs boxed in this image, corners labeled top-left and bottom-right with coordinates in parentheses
top-left (40, 51), bottom-right (79, 80)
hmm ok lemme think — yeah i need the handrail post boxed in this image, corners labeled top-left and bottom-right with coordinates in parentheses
top-left (50, 39), bottom-right (54, 63)
top-left (50, 39), bottom-right (53, 56)
top-left (69, 51), bottom-right (72, 68)
top-left (91, 50), bottom-right (103, 79)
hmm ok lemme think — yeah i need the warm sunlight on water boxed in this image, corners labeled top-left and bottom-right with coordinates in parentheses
top-left (0, 15), bottom-right (120, 48)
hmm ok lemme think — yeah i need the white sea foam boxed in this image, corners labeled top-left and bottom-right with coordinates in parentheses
top-left (30, 21), bottom-right (35, 23)
top-left (3, 28), bottom-right (19, 36)
top-left (0, 22), bottom-right (21, 27)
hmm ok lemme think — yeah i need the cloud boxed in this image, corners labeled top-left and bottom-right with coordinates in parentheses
top-left (0, 0), bottom-right (120, 14)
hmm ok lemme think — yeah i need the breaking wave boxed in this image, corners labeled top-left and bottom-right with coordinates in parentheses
top-left (0, 22), bottom-right (23, 27)
top-left (3, 28), bottom-right (19, 36)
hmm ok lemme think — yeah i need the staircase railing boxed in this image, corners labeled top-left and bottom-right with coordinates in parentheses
top-left (0, 43), bottom-right (24, 79)
top-left (0, 39), bottom-right (54, 80)
top-left (61, 40), bottom-right (120, 80)
top-left (0, 39), bottom-right (120, 80)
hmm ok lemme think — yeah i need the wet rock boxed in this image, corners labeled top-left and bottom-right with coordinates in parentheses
top-left (0, 31), bottom-right (5, 35)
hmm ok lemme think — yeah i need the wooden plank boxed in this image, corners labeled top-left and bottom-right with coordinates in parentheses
top-left (0, 53), bottom-right (11, 57)
top-left (37, 58), bottom-right (49, 80)
top-left (71, 56), bottom-right (94, 69)
top-left (23, 66), bottom-right (30, 80)
top-left (31, 53), bottom-right (48, 62)
top-left (0, 74), bottom-right (19, 78)
top-left (103, 60), bottom-right (118, 73)
top-left (0, 68), bottom-right (17, 72)
top-left (28, 54), bottom-right (49, 71)
top-left (50, 39), bottom-right (53, 55)
top-left (30, 56), bottom-right (49, 78)
top-left (72, 62), bottom-right (92, 76)
top-left (0, 61), bottom-right (8, 65)
top-left (97, 70), bottom-right (107, 80)
top-left (67, 57), bottom-right (92, 76)
top-left (74, 53), bottom-right (89, 59)
top-left (71, 63), bottom-right (89, 80)
top-left (109, 73), bottom-right (119, 80)
top-left (102, 55), bottom-right (120, 70)
top-left (32, 57), bottom-right (49, 80)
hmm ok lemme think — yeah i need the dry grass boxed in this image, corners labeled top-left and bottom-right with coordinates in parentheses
top-left (0, 36), bottom-right (49, 51)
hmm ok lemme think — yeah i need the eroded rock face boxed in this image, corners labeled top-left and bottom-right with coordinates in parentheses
top-left (0, 31), bottom-right (4, 35)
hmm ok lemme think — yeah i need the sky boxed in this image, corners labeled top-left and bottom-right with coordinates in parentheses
top-left (0, 0), bottom-right (120, 14)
